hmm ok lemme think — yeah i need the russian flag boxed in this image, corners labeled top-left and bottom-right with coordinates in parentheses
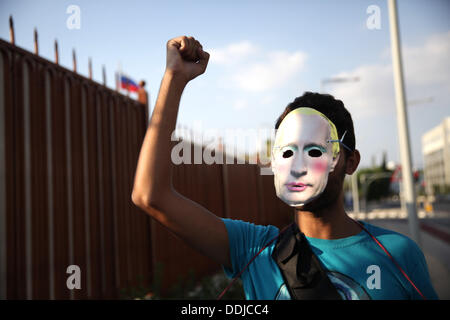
top-left (119, 74), bottom-right (139, 92)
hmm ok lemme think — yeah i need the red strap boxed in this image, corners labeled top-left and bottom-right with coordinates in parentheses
top-left (352, 219), bottom-right (427, 300)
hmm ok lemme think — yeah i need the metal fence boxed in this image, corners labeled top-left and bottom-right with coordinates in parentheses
top-left (0, 38), bottom-right (152, 299)
top-left (0, 38), bottom-right (293, 300)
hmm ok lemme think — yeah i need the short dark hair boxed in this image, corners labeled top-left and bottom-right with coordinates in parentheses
top-left (275, 92), bottom-right (356, 157)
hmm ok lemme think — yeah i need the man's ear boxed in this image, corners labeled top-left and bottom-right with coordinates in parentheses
top-left (345, 149), bottom-right (360, 175)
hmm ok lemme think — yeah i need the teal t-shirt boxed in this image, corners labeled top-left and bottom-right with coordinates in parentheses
top-left (222, 218), bottom-right (438, 300)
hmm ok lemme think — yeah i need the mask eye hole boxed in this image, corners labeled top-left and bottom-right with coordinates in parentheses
top-left (308, 149), bottom-right (323, 158)
top-left (282, 149), bottom-right (294, 158)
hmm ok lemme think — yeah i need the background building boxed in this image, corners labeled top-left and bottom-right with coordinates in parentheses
top-left (422, 117), bottom-right (450, 195)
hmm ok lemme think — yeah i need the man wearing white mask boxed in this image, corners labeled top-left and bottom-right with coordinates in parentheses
top-left (132, 36), bottom-right (438, 300)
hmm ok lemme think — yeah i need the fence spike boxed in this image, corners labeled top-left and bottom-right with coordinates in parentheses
top-left (9, 15), bottom-right (15, 45)
top-left (54, 39), bottom-right (59, 65)
top-left (72, 48), bottom-right (77, 73)
top-left (102, 65), bottom-right (107, 86)
top-left (34, 28), bottom-right (38, 55)
top-left (88, 57), bottom-right (92, 80)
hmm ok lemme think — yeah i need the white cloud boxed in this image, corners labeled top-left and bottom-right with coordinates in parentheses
top-left (328, 64), bottom-right (394, 118)
top-left (231, 94), bottom-right (278, 111)
top-left (260, 94), bottom-right (276, 105)
top-left (208, 41), bottom-right (258, 65)
top-left (327, 31), bottom-right (450, 168)
top-left (209, 41), bottom-right (308, 95)
top-left (403, 31), bottom-right (450, 87)
top-left (232, 51), bottom-right (307, 92)
top-left (232, 98), bottom-right (249, 110)
top-left (329, 31), bottom-right (450, 119)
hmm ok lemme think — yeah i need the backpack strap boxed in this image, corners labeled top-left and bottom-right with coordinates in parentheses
top-left (272, 223), bottom-right (342, 300)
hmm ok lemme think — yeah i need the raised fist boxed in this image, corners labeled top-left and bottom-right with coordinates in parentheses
top-left (166, 36), bottom-right (210, 83)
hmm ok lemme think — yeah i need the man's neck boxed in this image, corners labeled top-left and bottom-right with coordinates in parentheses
top-left (294, 196), bottom-right (361, 240)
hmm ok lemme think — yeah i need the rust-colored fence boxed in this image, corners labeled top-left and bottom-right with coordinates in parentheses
top-left (0, 37), bottom-right (293, 300)
top-left (0, 38), bottom-right (151, 299)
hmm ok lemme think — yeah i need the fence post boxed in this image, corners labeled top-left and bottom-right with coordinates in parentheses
top-left (72, 49), bottom-right (77, 73)
top-left (54, 40), bottom-right (59, 65)
top-left (0, 40), bottom-right (7, 300)
top-left (137, 81), bottom-right (149, 124)
top-left (9, 16), bottom-right (14, 45)
top-left (88, 58), bottom-right (92, 80)
top-left (33, 28), bottom-right (38, 55)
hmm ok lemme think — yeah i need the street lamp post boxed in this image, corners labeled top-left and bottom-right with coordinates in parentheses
top-left (388, 0), bottom-right (421, 247)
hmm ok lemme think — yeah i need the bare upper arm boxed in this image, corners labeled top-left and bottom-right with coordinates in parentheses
top-left (137, 188), bottom-right (232, 269)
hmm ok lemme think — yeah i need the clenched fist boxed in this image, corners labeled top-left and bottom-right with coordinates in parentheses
top-left (166, 36), bottom-right (210, 83)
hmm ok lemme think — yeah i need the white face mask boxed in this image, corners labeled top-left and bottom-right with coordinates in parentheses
top-left (271, 108), bottom-right (340, 207)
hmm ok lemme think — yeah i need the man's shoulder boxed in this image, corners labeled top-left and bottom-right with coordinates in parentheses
top-left (362, 221), bottom-right (422, 255)
top-left (222, 218), bottom-right (280, 242)
top-left (222, 218), bottom-right (280, 233)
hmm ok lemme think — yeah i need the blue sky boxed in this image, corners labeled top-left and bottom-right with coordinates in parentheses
top-left (1, 0), bottom-right (449, 168)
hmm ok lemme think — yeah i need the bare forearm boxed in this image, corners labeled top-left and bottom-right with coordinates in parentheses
top-left (132, 71), bottom-right (187, 204)
top-left (132, 35), bottom-right (209, 207)
top-left (130, 37), bottom-right (230, 268)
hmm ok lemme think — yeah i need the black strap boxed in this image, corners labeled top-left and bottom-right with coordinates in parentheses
top-left (272, 223), bottom-right (342, 300)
